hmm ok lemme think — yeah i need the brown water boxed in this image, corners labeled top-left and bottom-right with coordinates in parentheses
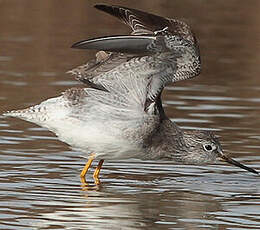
top-left (0, 0), bottom-right (260, 229)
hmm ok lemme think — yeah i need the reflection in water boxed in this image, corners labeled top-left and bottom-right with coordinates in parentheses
top-left (0, 0), bottom-right (260, 229)
top-left (33, 190), bottom-right (224, 229)
top-left (0, 150), bottom-right (259, 229)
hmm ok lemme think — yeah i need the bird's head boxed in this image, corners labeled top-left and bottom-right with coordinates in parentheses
top-left (179, 130), bottom-right (258, 175)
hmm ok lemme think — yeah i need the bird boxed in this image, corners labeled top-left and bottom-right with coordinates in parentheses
top-left (3, 4), bottom-right (258, 185)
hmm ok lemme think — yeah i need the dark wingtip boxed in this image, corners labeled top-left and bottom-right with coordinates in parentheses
top-left (94, 4), bottom-right (107, 10)
top-left (94, 4), bottom-right (112, 13)
top-left (71, 35), bottom-right (156, 53)
top-left (71, 42), bottom-right (79, 49)
top-left (71, 40), bottom-right (85, 49)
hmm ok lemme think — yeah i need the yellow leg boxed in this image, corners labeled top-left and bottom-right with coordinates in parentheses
top-left (80, 155), bottom-right (95, 184)
top-left (93, 159), bottom-right (104, 185)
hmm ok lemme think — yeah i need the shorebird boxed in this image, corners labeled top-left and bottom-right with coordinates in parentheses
top-left (4, 4), bottom-right (258, 184)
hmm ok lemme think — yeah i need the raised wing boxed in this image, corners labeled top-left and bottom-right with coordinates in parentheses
top-left (94, 4), bottom-right (195, 42)
top-left (68, 51), bottom-right (133, 90)
top-left (69, 4), bottom-right (201, 106)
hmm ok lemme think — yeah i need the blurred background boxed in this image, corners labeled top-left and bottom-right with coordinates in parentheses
top-left (0, 0), bottom-right (260, 229)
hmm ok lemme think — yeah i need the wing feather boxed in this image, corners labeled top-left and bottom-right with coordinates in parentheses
top-left (70, 4), bottom-right (201, 108)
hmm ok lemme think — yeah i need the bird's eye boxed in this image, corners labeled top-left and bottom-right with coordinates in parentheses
top-left (203, 144), bottom-right (215, 152)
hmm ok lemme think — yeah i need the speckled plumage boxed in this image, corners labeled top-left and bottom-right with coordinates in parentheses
top-left (70, 4), bottom-right (201, 103)
top-left (3, 5), bottom-right (258, 176)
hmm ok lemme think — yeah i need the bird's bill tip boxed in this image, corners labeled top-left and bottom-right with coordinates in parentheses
top-left (218, 153), bottom-right (259, 175)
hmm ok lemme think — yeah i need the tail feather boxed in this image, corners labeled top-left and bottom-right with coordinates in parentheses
top-left (3, 104), bottom-right (49, 123)
top-left (3, 88), bottom-right (88, 123)
top-left (3, 96), bottom-right (69, 127)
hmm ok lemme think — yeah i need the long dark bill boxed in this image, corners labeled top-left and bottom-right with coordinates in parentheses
top-left (220, 155), bottom-right (258, 175)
